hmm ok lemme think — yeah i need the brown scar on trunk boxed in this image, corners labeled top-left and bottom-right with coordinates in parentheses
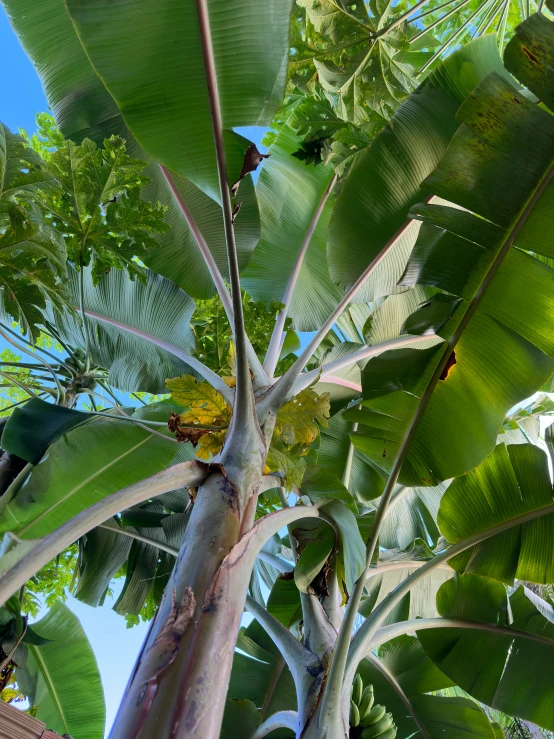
top-left (133, 588), bottom-right (196, 737)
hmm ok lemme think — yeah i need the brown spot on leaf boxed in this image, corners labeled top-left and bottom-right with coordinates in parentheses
top-left (522, 46), bottom-right (539, 64)
top-left (231, 201), bottom-right (242, 224)
top-left (440, 351), bottom-right (457, 380)
top-left (512, 97), bottom-right (523, 105)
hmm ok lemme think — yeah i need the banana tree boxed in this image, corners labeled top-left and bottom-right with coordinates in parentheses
top-left (1, 0), bottom-right (554, 738)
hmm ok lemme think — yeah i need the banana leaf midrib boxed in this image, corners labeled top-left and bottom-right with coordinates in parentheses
top-left (381, 155), bottom-right (554, 497)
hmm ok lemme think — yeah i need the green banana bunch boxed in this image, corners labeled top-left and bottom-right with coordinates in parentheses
top-left (349, 675), bottom-right (396, 738)
top-left (352, 674), bottom-right (364, 706)
top-left (361, 712), bottom-right (394, 738)
top-left (360, 705), bottom-right (385, 728)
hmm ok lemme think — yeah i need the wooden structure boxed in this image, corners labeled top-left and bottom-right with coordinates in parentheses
top-left (0, 701), bottom-right (64, 739)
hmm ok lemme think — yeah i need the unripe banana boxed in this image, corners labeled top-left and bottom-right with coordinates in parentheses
top-left (360, 712), bottom-right (393, 738)
top-left (359, 685), bottom-right (375, 718)
top-left (350, 700), bottom-right (360, 727)
top-left (373, 727), bottom-right (396, 739)
top-left (360, 704), bottom-right (385, 728)
top-left (352, 673), bottom-right (363, 706)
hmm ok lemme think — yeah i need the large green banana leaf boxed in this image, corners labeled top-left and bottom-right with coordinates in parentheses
top-left (228, 620), bottom-right (296, 718)
top-left (241, 126), bottom-right (343, 331)
top-left (74, 519), bottom-right (132, 607)
top-left (318, 408), bottom-right (386, 504)
top-left (63, 0), bottom-right (291, 199)
top-left (418, 575), bottom-right (554, 731)
top-left (16, 601), bottom-right (105, 739)
top-left (327, 35), bottom-right (512, 289)
top-left (363, 561), bottom-right (453, 623)
top-left (351, 14), bottom-right (554, 486)
top-left (144, 172), bottom-right (260, 299)
top-left (379, 481), bottom-right (449, 550)
top-left (439, 443), bottom-right (554, 585)
top-left (357, 636), bottom-right (498, 739)
top-left (0, 397), bottom-right (125, 465)
top-left (51, 264), bottom-right (197, 393)
top-left (1, 0), bottom-right (261, 298)
top-left (221, 698), bottom-right (263, 739)
top-left (0, 410), bottom-right (177, 538)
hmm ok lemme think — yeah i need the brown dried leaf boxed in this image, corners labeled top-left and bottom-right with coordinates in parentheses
top-left (231, 144), bottom-right (270, 196)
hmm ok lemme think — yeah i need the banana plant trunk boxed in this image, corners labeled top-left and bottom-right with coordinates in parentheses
top-left (110, 402), bottom-right (268, 739)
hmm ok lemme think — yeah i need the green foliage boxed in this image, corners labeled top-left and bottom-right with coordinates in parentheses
top-left (290, 0), bottom-right (417, 123)
top-left (0, 123), bottom-right (68, 337)
top-left (193, 291), bottom-right (296, 376)
top-left (20, 111), bottom-right (65, 161)
top-left (0, 349), bottom-right (35, 416)
top-left (29, 116), bottom-right (168, 283)
top-left (270, 0), bottom-right (423, 175)
top-left (22, 546), bottom-right (78, 617)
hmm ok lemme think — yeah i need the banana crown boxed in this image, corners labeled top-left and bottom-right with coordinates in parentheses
top-left (349, 675), bottom-right (397, 739)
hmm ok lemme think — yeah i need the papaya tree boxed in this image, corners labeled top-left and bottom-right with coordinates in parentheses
top-left (1, 0), bottom-right (554, 738)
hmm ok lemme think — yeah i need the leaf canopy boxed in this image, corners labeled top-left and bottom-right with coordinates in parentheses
top-left (0, 123), bottom-right (67, 337)
top-left (351, 18), bottom-right (554, 487)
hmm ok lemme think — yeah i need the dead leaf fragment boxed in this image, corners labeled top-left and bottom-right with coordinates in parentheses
top-left (231, 144), bottom-right (270, 196)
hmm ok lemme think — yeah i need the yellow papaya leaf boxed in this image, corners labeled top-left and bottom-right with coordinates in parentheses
top-left (273, 389), bottom-right (331, 449)
top-left (166, 375), bottom-right (231, 426)
top-left (195, 429), bottom-right (227, 460)
top-left (223, 376), bottom-right (237, 388)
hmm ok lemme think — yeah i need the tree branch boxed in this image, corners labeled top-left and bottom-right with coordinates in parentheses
top-left (263, 174), bottom-right (338, 379)
top-left (195, 0), bottom-right (259, 426)
top-left (364, 653), bottom-right (430, 739)
top-left (348, 499), bottom-right (554, 673)
top-left (366, 560), bottom-right (452, 579)
top-left (0, 461), bottom-right (208, 605)
top-left (0, 321), bottom-right (76, 377)
top-left (245, 595), bottom-right (320, 673)
top-left (277, 489), bottom-right (337, 663)
top-left (417, 0), bottom-right (497, 74)
top-left (249, 711), bottom-right (298, 739)
top-left (409, 0), bottom-right (472, 42)
top-left (371, 618), bottom-right (554, 650)
top-left (257, 549), bottom-right (294, 573)
top-left (257, 210), bottom-right (429, 419)
top-left (373, 0), bottom-right (433, 38)
top-left (98, 523), bottom-right (179, 557)
top-left (81, 307), bottom-right (234, 404)
top-left (0, 325), bottom-right (65, 405)
top-left (292, 334), bottom-right (437, 395)
top-left (160, 165), bottom-right (268, 389)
